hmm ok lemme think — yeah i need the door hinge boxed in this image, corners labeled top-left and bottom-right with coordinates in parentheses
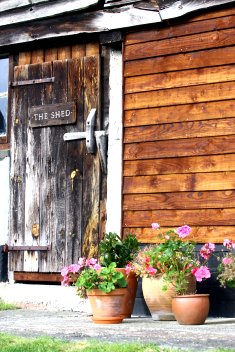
top-left (10, 77), bottom-right (55, 87)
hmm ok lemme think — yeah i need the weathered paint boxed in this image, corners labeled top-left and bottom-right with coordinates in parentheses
top-left (0, 157), bottom-right (10, 243)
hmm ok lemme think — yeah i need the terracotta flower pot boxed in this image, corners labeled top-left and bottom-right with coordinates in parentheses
top-left (142, 275), bottom-right (196, 321)
top-left (116, 268), bottom-right (138, 317)
top-left (172, 294), bottom-right (210, 325)
top-left (87, 288), bottom-right (128, 324)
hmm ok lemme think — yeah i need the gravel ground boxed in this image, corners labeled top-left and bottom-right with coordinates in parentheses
top-left (0, 309), bottom-right (235, 351)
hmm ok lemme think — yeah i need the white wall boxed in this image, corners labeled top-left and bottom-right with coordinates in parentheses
top-left (105, 48), bottom-right (123, 235)
top-left (0, 156), bottom-right (10, 243)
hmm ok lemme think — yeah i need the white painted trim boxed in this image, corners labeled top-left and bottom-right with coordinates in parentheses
top-left (105, 48), bottom-right (123, 235)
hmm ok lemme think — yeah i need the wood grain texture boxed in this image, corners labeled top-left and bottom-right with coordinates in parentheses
top-left (123, 226), bottom-right (235, 243)
top-left (123, 7), bottom-right (235, 243)
top-left (124, 100), bottom-right (235, 127)
top-left (123, 154), bottom-right (235, 176)
top-left (123, 172), bottom-right (235, 194)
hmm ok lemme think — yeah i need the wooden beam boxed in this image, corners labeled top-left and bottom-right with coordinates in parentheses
top-left (0, 7), bottom-right (161, 48)
top-left (14, 271), bottom-right (62, 282)
top-left (0, 0), bottom-right (101, 27)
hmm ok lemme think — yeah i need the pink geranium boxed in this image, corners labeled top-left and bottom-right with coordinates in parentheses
top-left (200, 243), bottom-right (215, 260)
top-left (192, 266), bottom-right (211, 282)
top-left (152, 223), bottom-right (160, 230)
top-left (222, 257), bottom-right (233, 265)
top-left (176, 225), bottom-right (191, 238)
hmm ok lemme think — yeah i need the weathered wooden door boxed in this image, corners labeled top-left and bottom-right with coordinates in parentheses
top-left (9, 57), bottom-right (101, 274)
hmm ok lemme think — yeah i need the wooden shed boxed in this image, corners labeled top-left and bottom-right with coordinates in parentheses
top-left (0, 0), bottom-right (235, 316)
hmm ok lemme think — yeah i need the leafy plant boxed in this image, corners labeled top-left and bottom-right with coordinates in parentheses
top-left (99, 232), bottom-right (139, 267)
top-left (75, 262), bottom-right (127, 298)
top-left (127, 223), bottom-right (214, 295)
top-left (217, 239), bottom-right (235, 288)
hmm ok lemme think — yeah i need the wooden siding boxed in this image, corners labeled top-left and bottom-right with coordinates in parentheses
top-left (123, 6), bottom-right (235, 244)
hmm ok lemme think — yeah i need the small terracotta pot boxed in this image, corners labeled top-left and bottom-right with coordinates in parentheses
top-left (87, 288), bottom-right (128, 324)
top-left (172, 294), bottom-right (210, 325)
top-left (116, 268), bottom-right (138, 318)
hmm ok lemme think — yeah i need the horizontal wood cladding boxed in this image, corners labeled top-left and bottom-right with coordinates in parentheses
top-left (123, 6), bottom-right (235, 243)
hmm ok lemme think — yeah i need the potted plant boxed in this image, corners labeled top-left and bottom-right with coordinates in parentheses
top-left (75, 262), bottom-right (128, 324)
top-left (217, 239), bottom-right (235, 288)
top-left (99, 232), bottom-right (140, 317)
top-left (128, 223), bottom-right (213, 323)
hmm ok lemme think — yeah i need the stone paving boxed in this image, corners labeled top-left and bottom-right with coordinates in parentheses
top-left (0, 309), bottom-right (235, 351)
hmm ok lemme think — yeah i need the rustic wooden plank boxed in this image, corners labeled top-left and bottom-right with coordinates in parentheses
top-left (124, 81), bottom-right (235, 110)
top-left (82, 55), bottom-right (101, 258)
top-left (38, 61), bottom-right (53, 272)
top-left (24, 63), bottom-right (43, 272)
top-left (124, 100), bottom-right (235, 127)
top-left (58, 46), bottom-right (71, 60)
top-left (85, 43), bottom-right (100, 56)
top-left (124, 135), bottom-right (235, 160)
top-left (125, 13), bottom-right (235, 45)
top-left (9, 65), bottom-right (28, 271)
top-left (122, 209), bottom-right (235, 227)
top-left (31, 49), bottom-right (44, 64)
top-left (71, 44), bottom-right (86, 58)
top-left (124, 27), bottom-right (235, 61)
top-left (124, 117), bottom-right (235, 143)
top-left (14, 271), bottom-right (62, 283)
top-left (123, 226), bottom-right (235, 243)
top-left (123, 154), bottom-right (235, 176)
top-left (65, 58), bottom-right (84, 264)
top-left (18, 52), bottom-right (31, 65)
top-left (124, 46), bottom-right (235, 77)
top-left (0, 8), bottom-right (161, 48)
top-left (125, 65), bottom-right (235, 94)
top-left (44, 48), bottom-right (58, 62)
top-left (123, 191), bottom-right (235, 210)
top-left (0, 0), bottom-right (100, 27)
top-left (50, 60), bottom-right (68, 271)
top-left (123, 172), bottom-right (235, 194)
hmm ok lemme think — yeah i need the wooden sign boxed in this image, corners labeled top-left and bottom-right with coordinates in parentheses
top-left (29, 102), bottom-right (76, 128)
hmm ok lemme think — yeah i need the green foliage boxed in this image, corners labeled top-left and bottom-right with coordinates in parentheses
top-left (100, 232), bottom-right (139, 267)
top-left (75, 262), bottom-right (127, 298)
top-left (0, 300), bottom-right (20, 311)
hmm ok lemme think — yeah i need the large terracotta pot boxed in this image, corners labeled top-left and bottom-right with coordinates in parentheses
top-left (116, 268), bottom-right (138, 318)
top-left (87, 288), bottom-right (128, 324)
top-left (142, 275), bottom-right (196, 321)
top-left (172, 294), bottom-right (210, 325)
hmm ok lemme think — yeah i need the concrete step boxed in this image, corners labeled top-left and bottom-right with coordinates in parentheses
top-left (0, 282), bottom-right (91, 313)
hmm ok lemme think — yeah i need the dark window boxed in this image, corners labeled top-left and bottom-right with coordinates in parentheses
top-left (0, 57), bottom-right (9, 139)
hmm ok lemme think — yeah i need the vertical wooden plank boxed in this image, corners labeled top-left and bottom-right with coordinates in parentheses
top-left (38, 61), bottom-right (54, 272)
top-left (82, 55), bottom-right (101, 258)
top-left (50, 60), bottom-right (68, 271)
top-left (31, 49), bottom-right (44, 64)
top-left (65, 58), bottom-right (84, 264)
top-left (44, 48), bottom-right (58, 62)
top-left (18, 52), bottom-right (31, 65)
top-left (85, 43), bottom-right (100, 57)
top-left (24, 63), bottom-right (43, 271)
top-left (58, 46), bottom-right (71, 60)
top-left (9, 65), bottom-right (28, 271)
top-left (72, 44), bottom-right (86, 58)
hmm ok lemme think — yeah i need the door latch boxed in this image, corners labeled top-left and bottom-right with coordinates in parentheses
top-left (63, 109), bottom-right (108, 173)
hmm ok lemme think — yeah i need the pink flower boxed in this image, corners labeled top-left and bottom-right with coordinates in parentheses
top-left (78, 257), bottom-right (86, 266)
top-left (200, 243), bottom-right (215, 260)
top-left (222, 257), bottom-right (233, 265)
top-left (152, 223), bottom-right (160, 230)
top-left (165, 235), bottom-right (170, 240)
top-left (146, 266), bottom-right (157, 275)
top-left (192, 266), bottom-right (211, 282)
top-left (86, 258), bottom-right (98, 267)
top-left (223, 239), bottom-right (233, 248)
top-left (68, 264), bottom-right (81, 273)
top-left (176, 225), bottom-right (191, 238)
top-left (94, 263), bottom-right (102, 270)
